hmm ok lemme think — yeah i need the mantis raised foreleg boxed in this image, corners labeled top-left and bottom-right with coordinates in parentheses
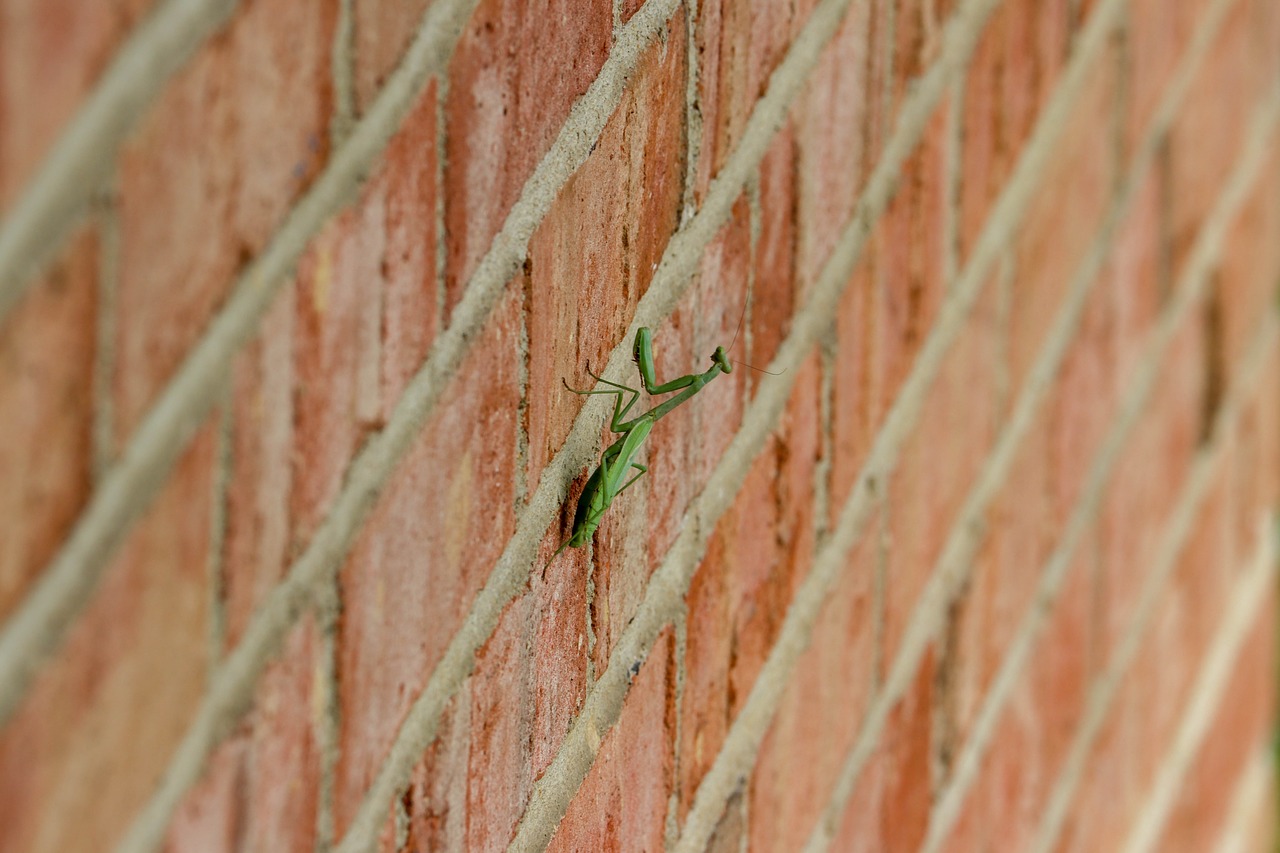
top-left (552, 329), bottom-right (733, 557)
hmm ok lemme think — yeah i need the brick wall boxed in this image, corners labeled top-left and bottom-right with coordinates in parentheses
top-left (0, 0), bottom-right (1277, 850)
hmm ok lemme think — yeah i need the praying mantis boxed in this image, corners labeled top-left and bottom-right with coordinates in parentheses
top-left (552, 326), bottom-right (734, 558)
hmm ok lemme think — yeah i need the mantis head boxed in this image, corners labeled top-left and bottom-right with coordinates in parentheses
top-left (712, 345), bottom-right (733, 374)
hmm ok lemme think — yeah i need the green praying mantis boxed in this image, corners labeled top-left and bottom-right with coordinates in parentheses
top-left (553, 322), bottom-right (758, 558)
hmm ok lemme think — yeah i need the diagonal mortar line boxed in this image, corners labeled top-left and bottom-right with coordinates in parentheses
top-left (1214, 746), bottom-right (1274, 853)
top-left (1119, 514), bottom-right (1279, 853)
top-left (664, 0), bottom-right (1144, 848)
top-left (0, 0), bottom-right (240, 323)
top-left (919, 0), bottom-right (1245, 844)
top-left (0, 0), bottom-right (487, 732)
top-left (509, 0), bottom-right (1172, 844)
top-left (1034, 315), bottom-right (1280, 850)
top-left (812, 76), bottom-right (1280, 853)
top-left (108, 2), bottom-right (693, 849)
top-left (332, 0), bottom-right (936, 848)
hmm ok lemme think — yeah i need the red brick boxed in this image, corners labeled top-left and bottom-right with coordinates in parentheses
top-left (377, 80), bottom-right (441, 421)
top-left (443, 0), bottom-right (613, 316)
top-left (162, 733), bottom-right (250, 853)
top-left (1155, 595), bottom-right (1275, 852)
top-left (464, 593), bottom-right (536, 852)
top-left (677, 351), bottom-right (820, 820)
top-left (393, 687), bottom-right (471, 851)
top-left (959, 0), bottom-right (1075, 264)
top-left (526, 16), bottom-right (686, 501)
top-left (877, 649), bottom-right (934, 852)
top-left (953, 388), bottom-right (1053, 719)
top-left (547, 630), bottom-right (675, 853)
top-left (332, 287), bottom-right (521, 837)
top-left (291, 205), bottom-right (385, 543)
top-left (351, 0), bottom-right (433, 111)
top-left (1007, 49), bottom-right (1117, 394)
top-left (0, 0), bottom-right (154, 210)
top-left (793, 1), bottom-right (872, 289)
top-left (530, 531), bottom-right (590, 781)
top-left (1229, 338), bottom-right (1280, 562)
top-left (749, 121), bottom-right (798, 381)
top-left (114, 0), bottom-right (336, 439)
top-left (164, 617), bottom-right (323, 852)
top-left (1215, 148), bottom-right (1280, 373)
top-left (690, 0), bottom-right (834, 205)
top-left (1165, 2), bottom-right (1274, 282)
top-left (221, 287), bottom-right (294, 649)
top-left (289, 79), bottom-right (439, 546)
top-left (828, 258), bottom-right (876, 524)
top-left (644, 197), bottom-right (750, 567)
top-left (1125, 0), bottom-right (1209, 154)
top-left (0, 228), bottom-right (97, 622)
top-left (747, 518), bottom-right (876, 853)
top-left (0, 423), bottom-right (215, 853)
top-left (881, 271), bottom-right (999, 663)
top-left (831, 744), bottom-right (889, 852)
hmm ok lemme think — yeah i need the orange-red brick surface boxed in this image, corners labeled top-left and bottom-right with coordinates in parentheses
top-left (0, 0), bottom-right (1277, 850)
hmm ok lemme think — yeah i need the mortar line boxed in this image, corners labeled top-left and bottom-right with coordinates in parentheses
top-left (808, 6), bottom-right (1259, 845)
top-left (659, 0), bottom-right (1147, 843)
top-left (1027, 335), bottom-right (1280, 853)
top-left (1120, 517), bottom-right (1278, 853)
top-left (917, 0), bottom-right (1250, 844)
top-left (330, 1), bottom-right (904, 849)
top-left (507, 0), bottom-right (1084, 845)
top-left (314, 578), bottom-right (342, 853)
top-left (993, 315), bottom-right (1280, 850)
top-left (92, 187), bottom-right (121, 482)
top-left (1214, 746), bottom-right (1274, 853)
top-left (0, 0), bottom-right (484, 734)
top-left (330, 0), bottom-right (357, 146)
top-left (109, 3), bottom-right (683, 849)
top-left (0, 0), bottom-right (240, 322)
top-left (206, 387), bottom-right (232, 671)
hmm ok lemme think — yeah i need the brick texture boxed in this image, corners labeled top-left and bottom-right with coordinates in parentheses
top-left (0, 0), bottom-right (1277, 850)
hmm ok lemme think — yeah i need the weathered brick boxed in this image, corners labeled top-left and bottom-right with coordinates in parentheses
top-left (547, 629), bottom-right (675, 853)
top-left (747, 517), bottom-right (876, 853)
top-left (114, 0), bottom-right (336, 440)
top-left (351, 0), bottom-right (433, 111)
top-left (393, 687), bottom-right (471, 851)
top-left (221, 287), bottom-right (294, 649)
top-left (0, 228), bottom-right (97, 622)
top-left (1165, 2), bottom-right (1273, 282)
top-left (290, 78), bottom-right (440, 547)
top-left (332, 287), bottom-right (521, 837)
top-left (378, 80), bottom-right (441, 422)
top-left (793, 1), bottom-right (872, 289)
top-left (882, 269), bottom-right (999, 663)
top-left (1154, 600), bottom-right (1274, 852)
top-left (0, 423), bottom-right (215, 853)
top-left (1007, 47), bottom-right (1117, 394)
top-left (0, 0), bottom-right (153, 210)
top-left (164, 617), bottom-right (323, 851)
top-left (526, 15), bottom-right (686, 500)
top-left (644, 196), bottom-right (750, 567)
top-left (291, 205), bottom-right (385, 544)
top-left (877, 649), bottom-right (934, 852)
top-left (958, 0), bottom-right (1075, 264)
top-left (749, 120), bottom-right (798, 381)
top-left (443, 0), bottom-right (613, 315)
top-left (463, 592), bottom-right (535, 851)
top-left (676, 351), bottom-right (819, 820)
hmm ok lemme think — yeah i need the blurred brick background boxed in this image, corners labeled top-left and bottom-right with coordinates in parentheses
top-left (0, 0), bottom-right (1277, 851)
